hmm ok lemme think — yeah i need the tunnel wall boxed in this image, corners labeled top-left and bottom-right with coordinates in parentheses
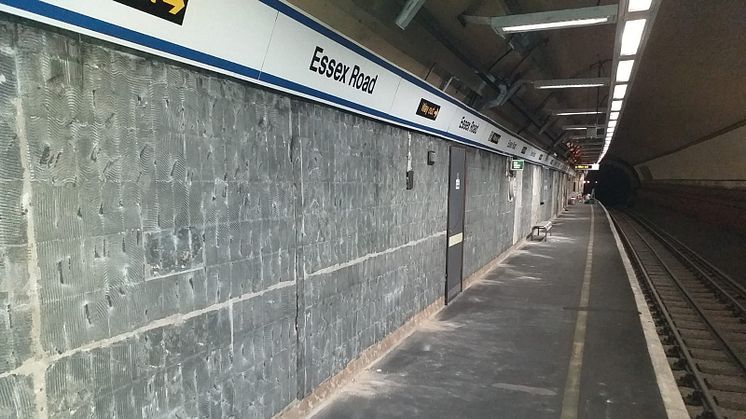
top-left (632, 122), bottom-right (746, 232)
top-left (0, 16), bottom-right (568, 418)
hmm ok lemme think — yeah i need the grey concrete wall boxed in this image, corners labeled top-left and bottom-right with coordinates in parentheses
top-left (0, 15), bottom-right (568, 419)
top-left (462, 150), bottom-right (515, 279)
top-left (0, 20), bottom-right (37, 418)
top-left (463, 151), bottom-right (567, 280)
top-left (2, 18), bottom-right (297, 418)
top-left (292, 102), bottom-right (448, 395)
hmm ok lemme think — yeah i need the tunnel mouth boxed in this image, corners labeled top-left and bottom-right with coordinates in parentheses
top-left (585, 163), bottom-right (634, 207)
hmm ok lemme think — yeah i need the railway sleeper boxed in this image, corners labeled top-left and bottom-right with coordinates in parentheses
top-left (685, 337), bottom-right (722, 350)
top-left (673, 314), bottom-right (709, 324)
top-left (696, 359), bottom-right (743, 376)
top-left (717, 407), bottom-right (746, 419)
top-left (712, 389), bottom-right (746, 411)
top-left (679, 328), bottom-right (718, 341)
top-left (675, 319), bottom-right (709, 331)
top-left (690, 348), bottom-right (731, 362)
top-left (704, 374), bottom-right (746, 393)
top-left (699, 303), bottom-right (734, 312)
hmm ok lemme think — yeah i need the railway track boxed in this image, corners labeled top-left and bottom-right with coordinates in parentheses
top-left (610, 209), bottom-right (746, 419)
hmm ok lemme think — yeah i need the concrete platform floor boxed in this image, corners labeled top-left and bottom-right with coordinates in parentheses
top-left (309, 204), bottom-right (669, 419)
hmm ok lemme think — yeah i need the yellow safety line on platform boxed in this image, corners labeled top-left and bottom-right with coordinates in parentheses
top-left (560, 205), bottom-right (595, 419)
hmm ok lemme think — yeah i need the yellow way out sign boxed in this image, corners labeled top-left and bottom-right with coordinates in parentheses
top-left (114, 0), bottom-right (188, 24)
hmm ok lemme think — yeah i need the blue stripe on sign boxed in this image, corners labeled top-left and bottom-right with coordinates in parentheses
top-left (0, 0), bottom-right (262, 80)
top-left (0, 0), bottom-right (514, 159)
top-left (259, 0), bottom-right (491, 119)
top-left (263, 1), bottom-right (562, 168)
top-left (259, 72), bottom-right (500, 154)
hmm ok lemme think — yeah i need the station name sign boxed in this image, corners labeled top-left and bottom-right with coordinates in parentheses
top-left (309, 46), bottom-right (379, 94)
top-left (0, 0), bottom-right (572, 174)
top-left (458, 117), bottom-right (480, 134)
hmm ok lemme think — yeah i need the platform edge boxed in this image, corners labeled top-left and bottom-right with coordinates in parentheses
top-left (599, 203), bottom-right (689, 419)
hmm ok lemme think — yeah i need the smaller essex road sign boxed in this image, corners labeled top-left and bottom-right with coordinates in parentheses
top-left (114, 0), bottom-right (189, 25)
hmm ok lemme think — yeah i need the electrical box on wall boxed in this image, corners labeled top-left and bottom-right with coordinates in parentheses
top-left (427, 151), bottom-right (436, 165)
top-left (406, 170), bottom-right (414, 190)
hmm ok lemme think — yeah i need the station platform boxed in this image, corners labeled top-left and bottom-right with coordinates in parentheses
top-left (309, 204), bottom-right (677, 419)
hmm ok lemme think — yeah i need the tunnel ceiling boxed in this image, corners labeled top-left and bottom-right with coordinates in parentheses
top-left (290, 0), bottom-right (746, 167)
top-left (609, 0), bottom-right (746, 165)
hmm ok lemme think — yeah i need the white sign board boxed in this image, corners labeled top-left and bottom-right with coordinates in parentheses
top-left (0, 0), bottom-right (572, 173)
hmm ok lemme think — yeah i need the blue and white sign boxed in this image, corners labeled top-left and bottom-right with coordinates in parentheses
top-left (0, 0), bottom-right (572, 173)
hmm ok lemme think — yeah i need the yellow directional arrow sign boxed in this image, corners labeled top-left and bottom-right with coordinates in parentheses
top-left (120, 0), bottom-right (188, 24)
top-left (162, 0), bottom-right (185, 15)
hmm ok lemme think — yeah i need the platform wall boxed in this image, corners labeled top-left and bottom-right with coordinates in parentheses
top-left (0, 16), bottom-right (567, 418)
top-left (463, 150), bottom-right (568, 280)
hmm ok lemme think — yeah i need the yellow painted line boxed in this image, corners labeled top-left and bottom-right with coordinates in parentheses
top-left (448, 232), bottom-right (463, 247)
top-left (560, 205), bottom-right (594, 419)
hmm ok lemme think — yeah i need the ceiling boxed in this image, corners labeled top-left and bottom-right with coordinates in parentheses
top-left (611, 0), bottom-right (746, 165)
top-left (289, 0), bottom-right (746, 168)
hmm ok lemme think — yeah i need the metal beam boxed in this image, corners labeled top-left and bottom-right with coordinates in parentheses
top-left (395, 0), bottom-right (427, 30)
top-left (461, 5), bottom-right (618, 35)
top-left (532, 77), bottom-right (610, 89)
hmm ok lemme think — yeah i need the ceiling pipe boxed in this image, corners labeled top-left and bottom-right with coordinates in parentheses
top-left (411, 7), bottom-right (558, 145)
top-left (395, 0), bottom-right (427, 30)
top-left (481, 79), bottom-right (528, 110)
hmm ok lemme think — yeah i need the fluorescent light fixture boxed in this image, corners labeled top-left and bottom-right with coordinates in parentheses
top-left (609, 111), bottom-right (620, 120)
top-left (613, 84), bottom-right (628, 99)
top-left (611, 100), bottom-right (623, 111)
top-left (533, 78), bottom-right (609, 90)
top-left (535, 83), bottom-right (605, 89)
top-left (616, 60), bottom-right (634, 82)
top-left (555, 110), bottom-right (606, 116)
top-left (628, 0), bottom-right (652, 12)
top-left (621, 19), bottom-right (646, 56)
top-left (608, 120), bottom-right (617, 128)
top-left (502, 17), bottom-right (609, 33)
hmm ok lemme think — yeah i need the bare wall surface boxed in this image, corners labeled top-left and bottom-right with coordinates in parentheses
top-left (634, 123), bottom-right (746, 185)
top-left (291, 101), bottom-right (449, 396)
top-left (462, 150), bottom-right (567, 281)
top-left (462, 150), bottom-right (514, 279)
top-left (0, 15), bottom-right (569, 419)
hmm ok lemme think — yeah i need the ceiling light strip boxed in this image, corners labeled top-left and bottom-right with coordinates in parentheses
top-left (597, 0), bottom-right (661, 164)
